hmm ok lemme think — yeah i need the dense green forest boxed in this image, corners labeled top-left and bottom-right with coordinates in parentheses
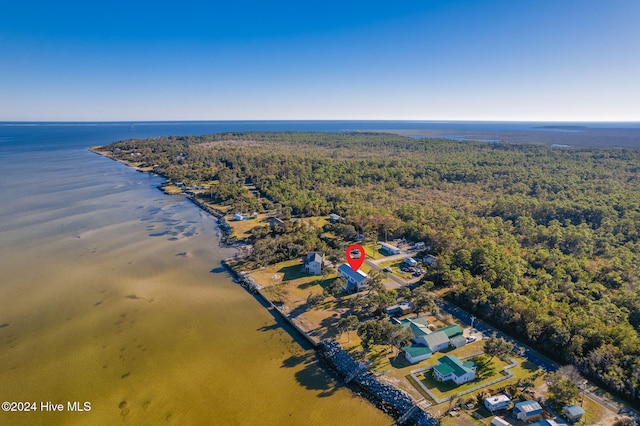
top-left (102, 132), bottom-right (640, 405)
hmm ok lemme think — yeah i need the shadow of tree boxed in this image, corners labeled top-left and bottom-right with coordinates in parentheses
top-left (281, 352), bottom-right (339, 397)
top-left (390, 355), bottom-right (412, 369)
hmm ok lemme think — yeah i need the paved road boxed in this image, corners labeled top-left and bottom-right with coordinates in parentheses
top-left (438, 300), bottom-right (640, 421)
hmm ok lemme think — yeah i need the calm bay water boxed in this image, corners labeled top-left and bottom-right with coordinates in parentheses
top-left (0, 122), bottom-right (395, 426)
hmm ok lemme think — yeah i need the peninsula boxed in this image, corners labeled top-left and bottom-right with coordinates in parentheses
top-left (93, 131), bottom-right (640, 424)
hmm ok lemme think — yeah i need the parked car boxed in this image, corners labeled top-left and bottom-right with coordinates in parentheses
top-left (466, 336), bottom-right (477, 343)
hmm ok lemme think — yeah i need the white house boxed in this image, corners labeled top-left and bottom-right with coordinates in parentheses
top-left (233, 212), bottom-right (248, 221)
top-left (432, 355), bottom-right (476, 385)
top-left (380, 242), bottom-right (401, 254)
top-left (484, 394), bottom-right (512, 412)
top-left (303, 252), bottom-right (324, 275)
top-left (337, 263), bottom-right (368, 292)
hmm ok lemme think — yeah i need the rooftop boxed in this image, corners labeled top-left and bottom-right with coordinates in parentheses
top-left (396, 317), bottom-right (431, 337)
top-left (423, 331), bottom-right (450, 348)
top-left (337, 263), bottom-right (368, 284)
top-left (403, 344), bottom-right (432, 357)
top-left (514, 400), bottom-right (542, 414)
top-left (433, 355), bottom-right (475, 378)
top-left (563, 405), bottom-right (585, 416)
top-left (438, 324), bottom-right (464, 338)
top-left (305, 251), bottom-right (324, 264)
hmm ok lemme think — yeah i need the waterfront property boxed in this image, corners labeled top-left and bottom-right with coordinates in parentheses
top-left (397, 318), bottom-right (467, 363)
top-left (303, 252), bottom-right (324, 275)
top-left (403, 344), bottom-right (432, 364)
top-left (432, 355), bottom-right (476, 385)
top-left (337, 263), bottom-right (368, 292)
top-left (484, 394), bottom-right (512, 411)
top-left (513, 400), bottom-right (543, 423)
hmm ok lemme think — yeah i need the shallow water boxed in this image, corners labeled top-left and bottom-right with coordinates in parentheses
top-left (0, 130), bottom-right (390, 425)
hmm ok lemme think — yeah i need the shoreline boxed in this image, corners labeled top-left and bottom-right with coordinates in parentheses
top-left (91, 146), bottom-right (436, 425)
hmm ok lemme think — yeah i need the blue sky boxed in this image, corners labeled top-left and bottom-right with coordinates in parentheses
top-left (1, 0), bottom-right (639, 121)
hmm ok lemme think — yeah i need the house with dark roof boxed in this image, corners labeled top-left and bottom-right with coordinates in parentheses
top-left (513, 400), bottom-right (543, 423)
top-left (303, 252), bottom-right (324, 275)
top-left (384, 301), bottom-right (414, 316)
top-left (267, 216), bottom-right (285, 229)
top-left (337, 263), bottom-right (368, 292)
top-left (432, 355), bottom-right (476, 385)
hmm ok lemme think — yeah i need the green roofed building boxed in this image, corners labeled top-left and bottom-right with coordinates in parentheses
top-left (402, 344), bottom-right (432, 363)
top-left (438, 324), bottom-right (464, 338)
top-left (394, 317), bottom-right (431, 338)
top-left (432, 355), bottom-right (476, 385)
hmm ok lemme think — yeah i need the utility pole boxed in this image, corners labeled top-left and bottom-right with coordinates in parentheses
top-left (470, 315), bottom-right (476, 332)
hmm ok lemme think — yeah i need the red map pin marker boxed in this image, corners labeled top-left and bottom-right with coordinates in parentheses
top-left (346, 244), bottom-right (365, 271)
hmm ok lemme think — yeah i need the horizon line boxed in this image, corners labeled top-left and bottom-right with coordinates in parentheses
top-left (1, 119), bottom-right (639, 124)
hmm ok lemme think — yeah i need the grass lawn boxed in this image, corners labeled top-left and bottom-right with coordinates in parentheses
top-left (162, 184), bottom-right (184, 195)
top-left (248, 259), bottom-right (346, 339)
top-left (297, 216), bottom-right (330, 230)
top-left (415, 354), bottom-right (511, 401)
top-left (225, 213), bottom-right (270, 240)
top-left (362, 243), bottom-right (387, 260)
top-left (579, 396), bottom-right (609, 425)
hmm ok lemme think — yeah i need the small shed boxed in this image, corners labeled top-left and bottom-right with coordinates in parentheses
top-left (563, 405), bottom-right (585, 423)
top-left (450, 335), bottom-right (467, 348)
